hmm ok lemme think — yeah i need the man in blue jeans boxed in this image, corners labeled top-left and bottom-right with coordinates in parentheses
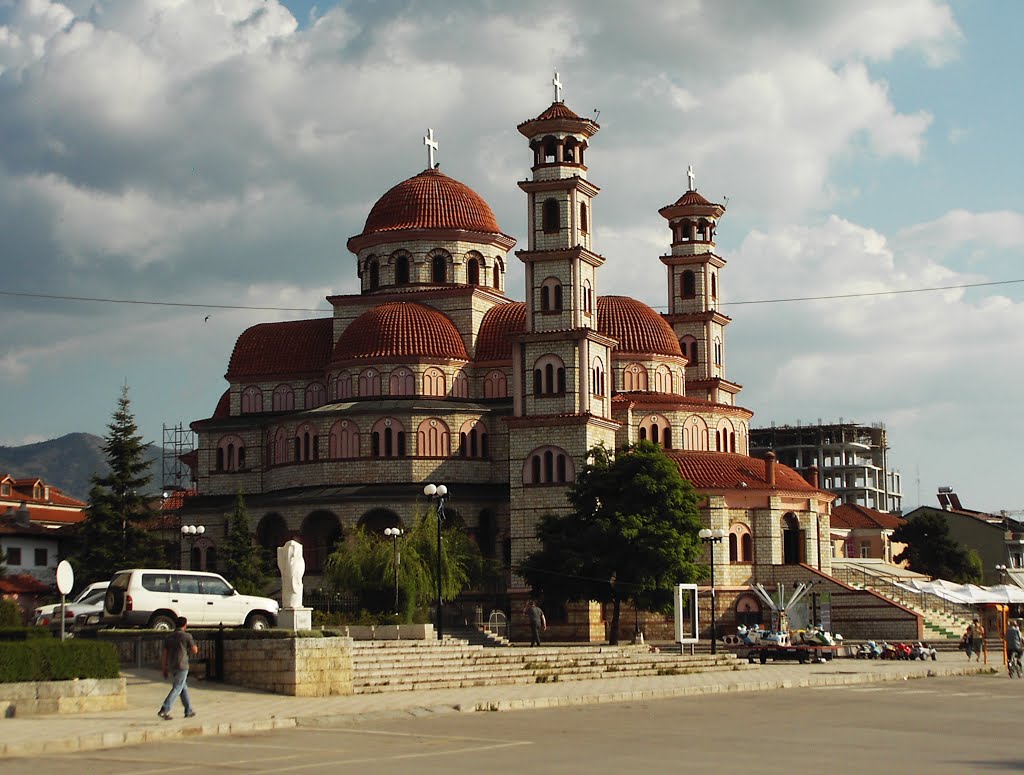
top-left (159, 616), bottom-right (198, 720)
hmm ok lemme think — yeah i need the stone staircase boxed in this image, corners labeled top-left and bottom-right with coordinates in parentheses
top-left (350, 638), bottom-right (752, 694)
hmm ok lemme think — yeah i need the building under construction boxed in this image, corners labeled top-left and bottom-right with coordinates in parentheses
top-left (749, 421), bottom-right (902, 514)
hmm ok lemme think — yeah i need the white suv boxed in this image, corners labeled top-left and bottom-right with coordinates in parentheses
top-left (102, 569), bottom-right (278, 631)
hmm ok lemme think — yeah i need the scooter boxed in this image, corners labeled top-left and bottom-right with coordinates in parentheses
top-left (911, 642), bottom-right (937, 661)
top-left (855, 641), bottom-right (883, 659)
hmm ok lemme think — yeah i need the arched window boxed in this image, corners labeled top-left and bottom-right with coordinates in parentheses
top-left (241, 386), bottom-right (263, 414)
top-left (432, 254), bottom-right (447, 283)
top-left (542, 198), bottom-right (560, 233)
top-left (591, 357), bottom-right (606, 396)
top-left (272, 427), bottom-right (289, 465)
top-left (563, 137), bottom-right (577, 163)
top-left (333, 373), bottom-right (352, 400)
top-left (300, 512), bottom-right (342, 574)
top-left (523, 445), bottom-right (575, 485)
top-left (459, 419), bottom-right (489, 459)
top-left (540, 277), bottom-right (563, 312)
top-left (686, 416), bottom-right (709, 451)
top-left (543, 138), bottom-right (557, 163)
top-left (216, 435), bottom-right (246, 472)
top-left (654, 365), bottom-right (673, 393)
top-left (582, 279), bottom-right (593, 315)
top-left (395, 253), bottom-right (410, 285)
top-left (680, 337), bottom-right (699, 368)
top-left (783, 513), bottom-right (803, 565)
top-left (329, 420), bottom-right (360, 459)
top-left (717, 420), bottom-right (735, 454)
top-left (681, 270), bottom-right (696, 299)
top-left (305, 382), bottom-right (325, 409)
top-left (711, 273), bottom-right (718, 299)
top-left (452, 370), bottom-right (469, 398)
top-left (639, 414), bottom-right (672, 448)
top-left (358, 368), bottom-right (381, 397)
top-left (422, 367), bottom-right (446, 397)
top-left (714, 338), bottom-right (722, 366)
top-left (580, 201), bottom-right (588, 233)
top-left (368, 257), bottom-right (380, 290)
top-left (467, 256), bottom-right (480, 285)
top-left (416, 418), bottom-right (451, 457)
top-left (484, 370), bottom-right (508, 398)
top-left (492, 258), bottom-right (503, 289)
top-left (294, 423), bottom-right (319, 462)
top-left (370, 418), bottom-right (406, 458)
top-left (389, 368), bottom-right (415, 396)
top-left (622, 363), bottom-right (649, 392)
top-left (729, 523), bottom-right (752, 563)
top-left (532, 354), bottom-right (566, 396)
top-left (272, 385), bottom-right (294, 412)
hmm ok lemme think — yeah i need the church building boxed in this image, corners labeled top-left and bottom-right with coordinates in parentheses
top-left (181, 77), bottom-right (839, 639)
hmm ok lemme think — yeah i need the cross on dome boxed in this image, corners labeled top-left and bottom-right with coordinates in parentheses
top-left (552, 70), bottom-right (563, 102)
top-left (424, 128), bottom-right (439, 169)
top-left (687, 164), bottom-right (696, 191)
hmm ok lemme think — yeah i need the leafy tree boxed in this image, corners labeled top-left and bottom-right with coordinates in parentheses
top-left (219, 492), bottom-right (267, 595)
top-left (892, 511), bottom-right (981, 583)
top-left (70, 386), bottom-right (163, 585)
top-left (520, 441), bottom-right (705, 644)
top-left (325, 504), bottom-right (483, 622)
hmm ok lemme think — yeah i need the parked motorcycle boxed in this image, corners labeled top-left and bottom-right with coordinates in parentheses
top-left (855, 641), bottom-right (883, 659)
top-left (911, 642), bottom-right (938, 661)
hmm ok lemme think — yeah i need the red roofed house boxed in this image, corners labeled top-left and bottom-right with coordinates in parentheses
top-left (175, 86), bottom-right (918, 641)
top-left (830, 503), bottom-right (906, 563)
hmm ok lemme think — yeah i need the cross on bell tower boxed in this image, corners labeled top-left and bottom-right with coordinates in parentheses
top-left (552, 70), bottom-right (563, 103)
top-left (423, 128), bottom-right (438, 169)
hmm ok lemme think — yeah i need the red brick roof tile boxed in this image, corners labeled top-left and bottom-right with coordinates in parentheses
top-left (597, 296), bottom-right (682, 356)
top-left (831, 503), bottom-right (904, 530)
top-left (611, 392), bottom-right (713, 408)
top-left (476, 303), bottom-right (526, 362)
top-left (332, 302), bottom-right (468, 362)
top-left (212, 390), bottom-right (230, 419)
top-left (226, 318), bottom-right (333, 382)
top-left (665, 451), bottom-right (816, 492)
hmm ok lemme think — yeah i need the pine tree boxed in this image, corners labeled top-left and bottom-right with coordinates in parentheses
top-left (70, 385), bottom-right (164, 585)
top-left (220, 492), bottom-right (267, 595)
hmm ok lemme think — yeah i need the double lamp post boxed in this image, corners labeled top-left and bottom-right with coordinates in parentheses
top-left (423, 483), bottom-right (447, 640)
top-left (698, 527), bottom-right (726, 655)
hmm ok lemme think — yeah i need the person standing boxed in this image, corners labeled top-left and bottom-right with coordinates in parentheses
top-left (967, 618), bottom-right (985, 663)
top-left (159, 616), bottom-right (198, 720)
top-left (524, 600), bottom-right (547, 647)
top-left (1007, 620), bottom-right (1023, 673)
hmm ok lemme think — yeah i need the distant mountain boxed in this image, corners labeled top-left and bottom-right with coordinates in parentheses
top-left (0, 433), bottom-right (161, 502)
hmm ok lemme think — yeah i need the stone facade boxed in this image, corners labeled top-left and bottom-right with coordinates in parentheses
top-left (0, 678), bottom-right (126, 717)
top-left (222, 637), bottom-right (354, 697)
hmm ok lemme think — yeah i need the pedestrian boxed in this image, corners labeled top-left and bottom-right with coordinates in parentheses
top-left (967, 618), bottom-right (985, 663)
top-left (158, 616), bottom-right (198, 720)
top-left (524, 600), bottom-right (546, 647)
top-left (1007, 620), bottom-right (1023, 671)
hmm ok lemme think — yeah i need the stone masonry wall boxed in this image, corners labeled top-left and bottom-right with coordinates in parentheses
top-left (222, 636), bottom-right (354, 697)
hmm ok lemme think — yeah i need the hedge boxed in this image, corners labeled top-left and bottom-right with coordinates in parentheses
top-left (0, 626), bottom-right (55, 641)
top-left (0, 639), bottom-right (121, 683)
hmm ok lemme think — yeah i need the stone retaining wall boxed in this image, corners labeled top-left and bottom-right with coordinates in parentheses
top-left (222, 637), bottom-right (354, 697)
top-left (0, 677), bottom-right (126, 717)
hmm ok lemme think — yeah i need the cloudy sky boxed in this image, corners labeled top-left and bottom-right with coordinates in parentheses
top-left (1, 0), bottom-right (1021, 514)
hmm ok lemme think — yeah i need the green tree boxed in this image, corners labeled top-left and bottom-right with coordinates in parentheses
top-left (892, 512), bottom-right (981, 583)
top-left (219, 492), bottom-right (267, 595)
top-left (70, 386), bottom-right (163, 585)
top-left (520, 441), bottom-right (705, 644)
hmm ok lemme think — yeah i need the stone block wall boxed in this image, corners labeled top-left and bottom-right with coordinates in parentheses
top-left (222, 636), bottom-right (354, 697)
top-left (0, 677), bottom-right (126, 717)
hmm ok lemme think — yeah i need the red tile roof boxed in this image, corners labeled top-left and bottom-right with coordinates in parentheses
top-left (212, 390), bottom-right (230, 419)
top-left (597, 296), bottom-right (682, 356)
top-left (476, 303), bottom-right (526, 362)
top-left (332, 302), bottom-right (468, 362)
top-left (831, 503), bottom-right (904, 530)
top-left (226, 318), bottom-right (333, 381)
top-left (357, 168), bottom-right (502, 237)
top-left (664, 451), bottom-right (817, 492)
top-left (1, 476), bottom-right (86, 508)
top-left (611, 392), bottom-right (713, 408)
top-left (160, 489), bottom-right (197, 511)
top-left (0, 574), bottom-right (51, 594)
top-left (673, 190), bottom-right (717, 207)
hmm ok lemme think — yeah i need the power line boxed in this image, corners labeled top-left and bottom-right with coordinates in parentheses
top-left (1, 277), bottom-right (1022, 314)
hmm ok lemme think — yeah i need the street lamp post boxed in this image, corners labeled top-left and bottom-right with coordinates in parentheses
top-left (423, 483), bottom-right (448, 640)
top-left (384, 527), bottom-right (403, 614)
top-left (180, 524), bottom-right (206, 570)
top-left (698, 527), bottom-right (727, 655)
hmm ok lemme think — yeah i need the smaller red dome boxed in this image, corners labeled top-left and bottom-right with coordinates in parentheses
top-left (476, 303), bottom-right (526, 362)
top-left (333, 302), bottom-right (468, 363)
top-left (598, 296), bottom-right (682, 357)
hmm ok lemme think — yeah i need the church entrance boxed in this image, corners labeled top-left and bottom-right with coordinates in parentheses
top-left (782, 513), bottom-right (804, 564)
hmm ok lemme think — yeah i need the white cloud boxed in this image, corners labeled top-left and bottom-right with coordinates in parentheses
top-left (897, 210), bottom-right (1024, 258)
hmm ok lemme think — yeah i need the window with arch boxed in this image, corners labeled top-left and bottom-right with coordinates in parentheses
top-left (358, 368), bottom-right (381, 397)
top-left (272, 384), bottom-right (295, 412)
top-left (523, 445), bottom-right (575, 485)
top-left (492, 258), bottom-right (502, 289)
top-left (459, 419), bottom-right (489, 459)
top-left (543, 137), bottom-right (557, 163)
top-left (305, 382), bottom-right (326, 410)
top-left (540, 277), bottom-right (563, 312)
top-left (467, 255), bottom-right (481, 285)
top-left (389, 368), bottom-right (415, 396)
top-left (416, 418), bottom-right (451, 457)
top-left (622, 362), bottom-right (649, 392)
top-left (216, 435), bottom-right (246, 472)
top-left (484, 369), bottom-right (508, 398)
top-left (717, 420), bottom-right (736, 453)
top-left (532, 354), bottom-right (566, 397)
top-left (368, 257), bottom-right (380, 290)
top-left (714, 338), bottom-right (722, 366)
top-left (294, 423), bottom-right (319, 462)
top-left (271, 427), bottom-right (289, 465)
top-left (638, 414), bottom-right (673, 449)
top-left (542, 198), bottom-right (560, 233)
top-left (563, 137), bottom-right (578, 163)
top-left (711, 273), bottom-right (718, 299)
top-left (680, 336), bottom-right (699, 368)
top-left (580, 201), bottom-right (588, 233)
top-left (422, 367), bottom-right (446, 397)
top-left (241, 386), bottom-right (263, 414)
top-left (431, 253), bottom-right (447, 283)
top-left (451, 370), bottom-right (469, 398)
top-left (371, 418), bottom-right (406, 458)
top-left (686, 416), bottom-right (710, 451)
top-left (681, 270), bottom-right (696, 299)
top-left (395, 253), bottom-right (411, 285)
top-left (591, 357), bottom-right (606, 396)
top-left (654, 365), bottom-right (673, 393)
top-left (582, 279), bottom-right (593, 315)
top-left (333, 373), bottom-right (352, 400)
top-left (329, 420), bottom-right (360, 459)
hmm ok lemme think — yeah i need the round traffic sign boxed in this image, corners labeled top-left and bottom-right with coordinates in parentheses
top-left (56, 560), bottom-right (74, 595)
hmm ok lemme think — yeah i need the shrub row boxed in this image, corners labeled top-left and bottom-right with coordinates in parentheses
top-left (0, 626), bottom-right (55, 642)
top-left (0, 639), bottom-right (121, 683)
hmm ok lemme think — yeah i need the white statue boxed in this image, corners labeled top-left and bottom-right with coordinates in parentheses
top-left (277, 540), bottom-right (305, 609)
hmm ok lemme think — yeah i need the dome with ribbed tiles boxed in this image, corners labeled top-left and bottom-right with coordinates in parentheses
top-left (332, 302), bottom-right (468, 363)
top-left (597, 296), bottom-right (682, 357)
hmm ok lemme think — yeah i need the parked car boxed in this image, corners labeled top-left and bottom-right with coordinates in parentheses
top-left (101, 569), bottom-right (278, 631)
top-left (33, 582), bottom-right (109, 634)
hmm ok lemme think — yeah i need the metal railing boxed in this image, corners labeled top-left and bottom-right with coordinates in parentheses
top-left (831, 565), bottom-right (975, 621)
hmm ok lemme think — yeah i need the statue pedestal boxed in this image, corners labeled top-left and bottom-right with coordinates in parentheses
top-left (278, 607), bottom-right (312, 632)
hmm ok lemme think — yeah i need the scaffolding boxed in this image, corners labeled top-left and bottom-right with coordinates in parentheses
top-left (161, 423), bottom-right (196, 494)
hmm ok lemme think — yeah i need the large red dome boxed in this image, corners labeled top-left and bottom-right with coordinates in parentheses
top-left (358, 168), bottom-right (502, 237)
top-left (332, 302), bottom-right (468, 363)
top-left (597, 296), bottom-right (682, 357)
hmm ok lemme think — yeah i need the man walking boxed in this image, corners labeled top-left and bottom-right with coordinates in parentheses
top-left (524, 600), bottom-right (546, 647)
top-left (159, 616), bottom-right (198, 720)
top-left (1007, 620), bottom-right (1023, 674)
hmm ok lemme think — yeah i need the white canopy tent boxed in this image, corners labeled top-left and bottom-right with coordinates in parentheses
top-left (896, 579), bottom-right (1024, 605)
